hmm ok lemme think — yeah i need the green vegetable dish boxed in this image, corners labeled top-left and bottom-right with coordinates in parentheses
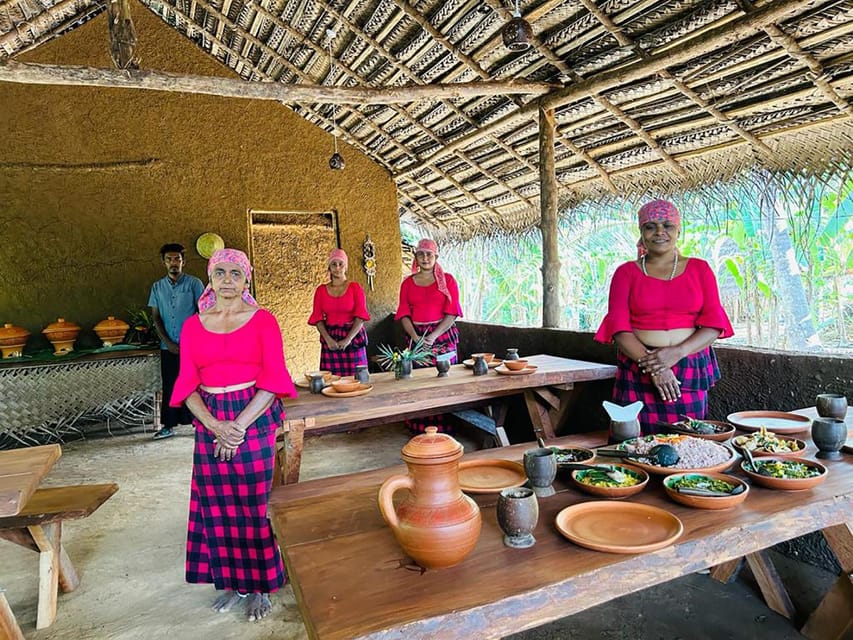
top-left (747, 460), bottom-right (821, 479)
top-left (576, 467), bottom-right (641, 488)
top-left (667, 475), bottom-right (737, 494)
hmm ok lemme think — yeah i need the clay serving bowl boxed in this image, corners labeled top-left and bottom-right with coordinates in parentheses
top-left (331, 378), bottom-right (362, 393)
top-left (93, 316), bottom-right (130, 347)
top-left (731, 435), bottom-right (808, 458)
top-left (502, 359), bottom-right (529, 371)
top-left (471, 352), bottom-right (495, 363)
top-left (663, 473), bottom-right (749, 510)
top-left (551, 446), bottom-right (595, 468)
top-left (305, 370), bottom-right (333, 382)
top-left (570, 464), bottom-right (648, 499)
top-left (0, 323), bottom-right (30, 358)
top-left (665, 420), bottom-right (736, 442)
top-left (741, 457), bottom-right (828, 491)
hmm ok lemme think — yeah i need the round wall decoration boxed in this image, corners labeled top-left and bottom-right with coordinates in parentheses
top-left (196, 232), bottom-right (225, 258)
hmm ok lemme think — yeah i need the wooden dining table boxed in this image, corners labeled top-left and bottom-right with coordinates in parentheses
top-left (276, 354), bottom-right (616, 484)
top-left (268, 423), bottom-right (852, 640)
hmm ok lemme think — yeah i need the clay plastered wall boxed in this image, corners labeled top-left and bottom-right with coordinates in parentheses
top-left (0, 3), bottom-right (401, 353)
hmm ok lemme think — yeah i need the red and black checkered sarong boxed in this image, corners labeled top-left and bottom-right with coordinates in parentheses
top-left (406, 322), bottom-right (459, 434)
top-left (319, 323), bottom-right (368, 377)
top-left (186, 386), bottom-right (286, 593)
top-left (612, 346), bottom-right (721, 434)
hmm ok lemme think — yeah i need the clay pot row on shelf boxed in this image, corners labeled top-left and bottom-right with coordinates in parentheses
top-left (0, 317), bottom-right (131, 358)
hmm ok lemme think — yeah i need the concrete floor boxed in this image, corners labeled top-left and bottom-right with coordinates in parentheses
top-left (2, 424), bottom-right (835, 640)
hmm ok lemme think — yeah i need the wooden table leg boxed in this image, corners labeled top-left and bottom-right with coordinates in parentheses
top-left (801, 522), bottom-right (853, 640)
top-left (0, 589), bottom-right (25, 640)
top-left (491, 402), bottom-right (510, 447)
top-left (275, 418), bottom-right (308, 486)
top-left (745, 550), bottom-right (796, 620)
top-left (523, 389), bottom-right (556, 440)
top-left (28, 522), bottom-right (60, 629)
top-left (709, 557), bottom-right (742, 584)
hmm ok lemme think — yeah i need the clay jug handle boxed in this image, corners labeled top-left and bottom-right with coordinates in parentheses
top-left (378, 474), bottom-right (414, 530)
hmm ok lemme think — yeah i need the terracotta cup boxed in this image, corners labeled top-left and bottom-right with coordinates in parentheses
top-left (815, 394), bottom-right (848, 420)
top-left (497, 487), bottom-right (539, 548)
top-left (523, 447), bottom-right (557, 498)
top-left (811, 417), bottom-right (847, 460)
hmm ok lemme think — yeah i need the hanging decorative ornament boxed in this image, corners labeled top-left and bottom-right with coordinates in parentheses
top-left (327, 31), bottom-right (345, 171)
top-left (362, 234), bottom-right (377, 291)
top-left (502, 0), bottom-right (532, 51)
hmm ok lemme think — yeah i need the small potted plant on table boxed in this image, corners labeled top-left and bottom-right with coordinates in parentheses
top-left (376, 337), bottom-right (433, 379)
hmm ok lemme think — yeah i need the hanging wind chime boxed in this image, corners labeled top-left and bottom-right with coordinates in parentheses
top-left (327, 31), bottom-right (345, 171)
top-left (502, 0), bottom-right (532, 51)
top-left (362, 234), bottom-right (377, 291)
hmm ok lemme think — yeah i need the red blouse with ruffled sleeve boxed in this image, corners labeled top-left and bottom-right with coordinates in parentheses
top-left (307, 282), bottom-right (370, 326)
top-left (394, 273), bottom-right (463, 323)
top-left (170, 309), bottom-right (297, 406)
top-left (594, 258), bottom-right (733, 343)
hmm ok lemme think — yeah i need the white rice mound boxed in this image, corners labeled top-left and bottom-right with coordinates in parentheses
top-left (627, 436), bottom-right (731, 469)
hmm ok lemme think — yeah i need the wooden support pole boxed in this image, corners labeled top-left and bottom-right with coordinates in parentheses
top-left (107, 0), bottom-right (138, 70)
top-left (538, 105), bottom-right (561, 329)
top-left (0, 61), bottom-right (554, 105)
top-left (28, 523), bottom-right (60, 629)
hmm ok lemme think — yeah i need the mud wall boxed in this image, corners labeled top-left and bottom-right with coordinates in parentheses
top-left (0, 3), bottom-right (401, 356)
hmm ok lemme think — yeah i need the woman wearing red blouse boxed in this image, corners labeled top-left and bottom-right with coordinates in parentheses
top-left (594, 200), bottom-right (734, 433)
top-left (171, 248), bottom-right (297, 622)
top-left (395, 238), bottom-right (463, 432)
top-left (308, 248), bottom-right (370, 376)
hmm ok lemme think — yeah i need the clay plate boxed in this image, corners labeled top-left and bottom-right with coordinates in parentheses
top-left (662, 473), bottom-right (750, 510)
top-left (457, 459), bottom-right (526, 494)
top-left (740, 457), bottom-right (828, 491)
top-left (731, 436), bottom-right (808, 459)
top-left (726, 410), bottom-right (811, 434)
top-left (663, 420), bottom-right (736, 442)
top-left (570, 464), bottom-right (649, 499)
top-left (494, 364), bottom-right (539, 376)
top-left (609, 437), bottom-right (737, 476)
top-left (555, 501), bottom-right (684, 554)
top-left (320, 384), bottom-right (373, 398)
top-left (551, 447), bottom-right (596, 467)
top-left (462, 358), bottom-right (503, 369)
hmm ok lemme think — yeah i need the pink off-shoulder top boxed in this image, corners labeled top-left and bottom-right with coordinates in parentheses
top-left (170, 309), bottom-right (297, 406)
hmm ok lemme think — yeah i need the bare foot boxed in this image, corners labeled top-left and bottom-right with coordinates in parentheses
top-left (212, 590), bottom-right (243, 612)
top-left (246, 593), bottom-right (271, 621)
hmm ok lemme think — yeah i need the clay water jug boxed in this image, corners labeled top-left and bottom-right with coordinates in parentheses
top-left (378, 427), bottom-right (482, 569)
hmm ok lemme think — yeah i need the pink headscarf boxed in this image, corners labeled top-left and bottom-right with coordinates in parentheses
top-left (412, 238), bottom-right (451, 302)
top-left (636, 200), bottom-right (680, 257)
top-left (198, 248), bottom-right (259, 311)
top-left (327, 248), bottom-right (348, 270)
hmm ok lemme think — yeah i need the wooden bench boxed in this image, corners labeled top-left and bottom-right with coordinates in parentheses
top-left (450, 408), bottom-right (510, 446)
top-left (0, 483), bottom-right (118, 630)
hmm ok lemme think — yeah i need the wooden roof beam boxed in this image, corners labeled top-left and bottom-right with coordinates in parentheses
top-left (395, 0), bottom-right (812, 179)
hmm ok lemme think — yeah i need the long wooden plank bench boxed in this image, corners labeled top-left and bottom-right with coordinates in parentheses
top-left (0, 483), bottom-right (118, 630)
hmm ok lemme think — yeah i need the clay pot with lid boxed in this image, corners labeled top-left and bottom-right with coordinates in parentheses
top-left (378, 427), bottom-right (482, 569)
top-left (42, 318), bottom-right (80, 355)
top-left (0, 323), bottom-right (30, 358)
top-left (94, 316), bottom-right (130, 347)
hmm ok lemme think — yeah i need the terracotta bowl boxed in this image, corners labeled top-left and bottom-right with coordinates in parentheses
top-left (42, 318), bottom-right (80, 355)
top-left (331, 378), bottom-right (362, 393)
top-left (471, 352), bottom-right (494, 363)
top-left (663, 473), bottom-right (750, 510)
top-left (503, 359), bottom-right (529, 371)
top-left (731, 436), bottom-right (808, 458)
top-left (305, 370), bottom-right (333, 382)
top-left (0, 323), bottom-right (30, 358)
top-left (93, 316), bottom-right (130, 347)
top-left (741, 457), bottom-right (828, 491)
top-left (570, 464), bottom-right (648, 499)
top-left (666, 420), bottom-right (736, 442)
top-left (551, 446), bottom-right (595, 468)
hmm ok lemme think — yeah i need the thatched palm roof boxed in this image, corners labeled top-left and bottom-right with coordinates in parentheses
top-left (1, 0), bottom-right (851, 240)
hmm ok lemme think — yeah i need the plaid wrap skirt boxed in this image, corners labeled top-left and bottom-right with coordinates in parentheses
top-left (406, 322), bottom-right (459, 433)
top-left (186, 386), bottom-right (286, 593)
top-left (612, 346), bottom-right (721, 434)
top-left (319, 323), bottom-right (368, 376)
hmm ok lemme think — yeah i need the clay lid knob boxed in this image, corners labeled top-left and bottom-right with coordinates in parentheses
top-left (401, 426), bottom-right (463, 463)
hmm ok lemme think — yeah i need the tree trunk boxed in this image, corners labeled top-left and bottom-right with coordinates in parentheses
top-left (539, 106), bottom-right (561, 328)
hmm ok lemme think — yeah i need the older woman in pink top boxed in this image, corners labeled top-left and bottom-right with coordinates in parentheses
top-left (594, 200), bottom-right (733, 433)
top-left (308, 248), bottom-right (370, 376)
top-left (171, 248), bottom-right (297, 623)
top-left (395, 238), bottom-right (463, 432)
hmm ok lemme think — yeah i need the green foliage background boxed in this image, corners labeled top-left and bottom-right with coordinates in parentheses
top-left (404, 171), bottom-right (853, 352)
